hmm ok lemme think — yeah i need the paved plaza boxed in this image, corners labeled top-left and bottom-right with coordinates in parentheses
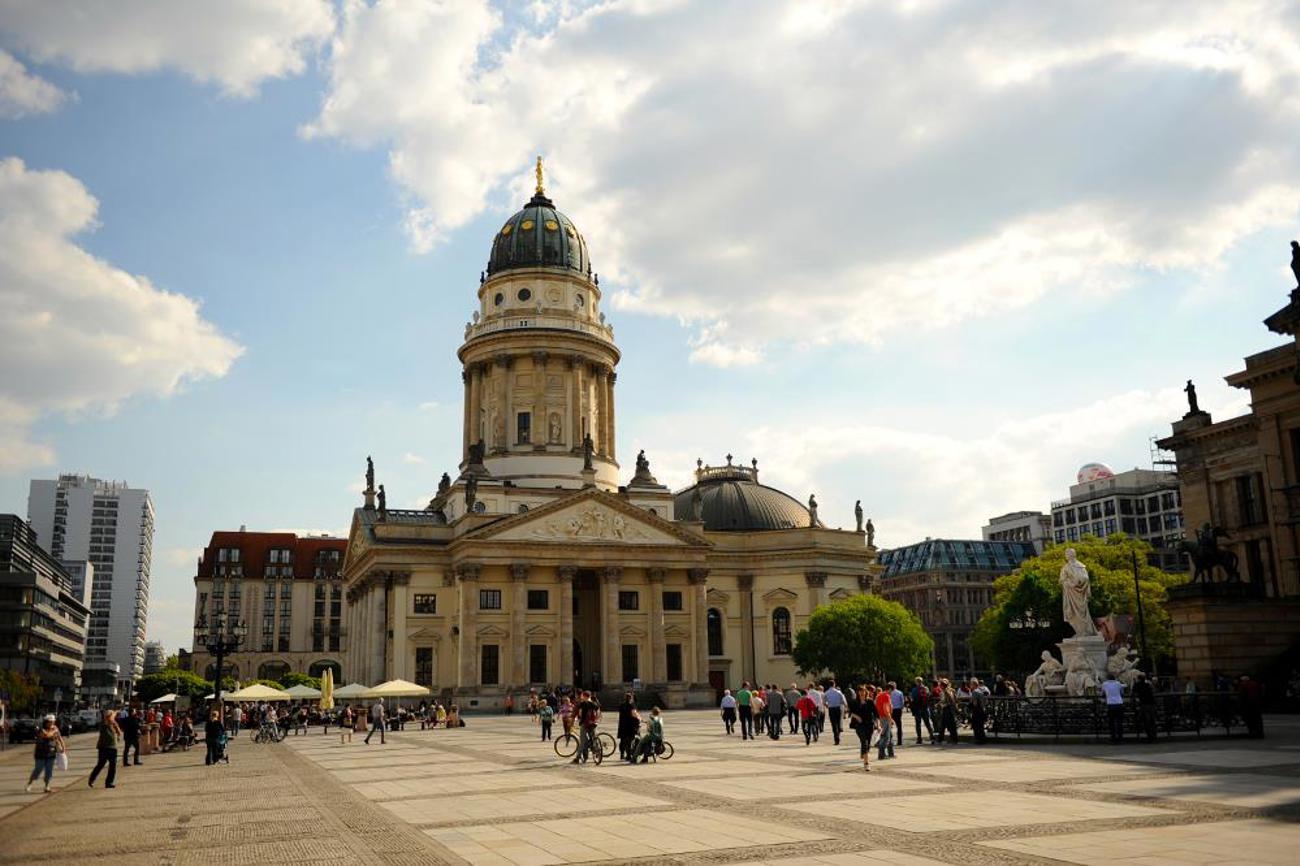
top-left (1, 710), bottom-right (1298, 865)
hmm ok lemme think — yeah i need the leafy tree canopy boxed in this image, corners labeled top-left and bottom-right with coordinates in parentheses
top-left (279, 672), bottom-right (321, 689)
top-left (163, 653), bottom-right (180, 670)
top-left (792, 594), bottom-right (933, 685)
top-left (135, 669), bottom-right (211, 704)
top-left (972, 533), bottom-right (1185, 677)
top-left (0, 669), bottom-right (42, 713)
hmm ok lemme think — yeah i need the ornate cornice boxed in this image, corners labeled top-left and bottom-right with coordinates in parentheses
top-left (688, 567), bottom-right (710, 585)
top-left (804, 571), bottom-right (827, 588)
top-left (455, 563), bottom-right (481, 582)
top-left (557, 565), bottom-right (579, 582)
top-left (603, 566), bottom-right (623, 584)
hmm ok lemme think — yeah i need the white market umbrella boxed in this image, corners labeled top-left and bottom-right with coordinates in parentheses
top-left (283, 684), bottom-right (322, 699)
top-left (225, 683), bottom-right (292, 702)
top-left (369, 679), bottom-right (432, 699)
top-left (149, 693), bottom-right (178, 704)
top-left (333, 683), bottom-right (374, 700)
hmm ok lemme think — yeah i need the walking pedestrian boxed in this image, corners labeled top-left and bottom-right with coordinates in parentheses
top-left (753, 689), bottom-right (766, 735)
top-left (538, 701), bottom-right (554, 741)
top-left (1102, 672), bottom-right (1126, 743)
top-left (88, 710), bottom-right (121, 788)
top-left (936, 679), bottom-right (959, 744)
top-left (909, 677), bottom-right (934, 744)
top-left (765, 684), bottom-right (785, 740)
top-left (736, 682), bottom-right (753, 740)
top-left (797, 689), bottom-right (818, 745)
top-left (25, 715), bottom-right (64, 793)
top-left (364, 698), bottom-right (386, 745)
top-left (848, 684), bottom-right (878, 772)
top-left (874, 684), bottom-right (895, 759)
top-left (204, 710), bottom-right (224, 765)
top-left (785, 683), bottom-right (801, 734)
top-left (120, 707), bottom-right (142, 766)
top-left (824, 680), bottom-right (846, 745)
top-left (888, 681), bottom-right (905, 749)
top-left (968, 678), bottom-right (989, 743)
top-left (720, 689), bottom-right (737, 734)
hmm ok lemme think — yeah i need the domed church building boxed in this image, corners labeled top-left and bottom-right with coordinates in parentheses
top-left (341, 164), bottom-right (881, 707)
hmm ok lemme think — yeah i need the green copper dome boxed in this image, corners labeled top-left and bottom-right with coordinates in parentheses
top-left (487, 192), bottom-right (591, 277)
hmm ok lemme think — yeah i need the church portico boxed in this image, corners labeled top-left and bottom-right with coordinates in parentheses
top-left (340, 164), bottom-right (882, 708)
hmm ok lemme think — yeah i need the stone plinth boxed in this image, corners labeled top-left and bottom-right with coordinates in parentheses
top-left (1167, 582), bottom-right (1300, 685)
top-left (1058, 635), bottom-right (1108, 695)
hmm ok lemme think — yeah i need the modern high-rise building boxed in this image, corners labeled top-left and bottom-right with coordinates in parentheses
top-left (981, 511), bottom-right (1052, 553)
top-left (877, 538), bottom-right (1038, 679)
top-left (0, 515), bottom-right (92, 706)
top-left (142, 640), bottom-right (167, 674)
top-left (27, 474), bottom-right (154, 697)
top-left (189, 530), bottom-right (347, 684)
top-left (1048, 464), bottom-right (1185, 571)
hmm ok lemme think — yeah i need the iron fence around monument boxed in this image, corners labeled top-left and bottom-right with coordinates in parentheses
top-left (985, 692), bottom-right (1245, 740)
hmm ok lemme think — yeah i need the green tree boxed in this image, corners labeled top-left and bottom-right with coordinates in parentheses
top-left (792, 595), bottom-right (933, 684)
top-left (279, 672), bottom-right (321, 690)
top-left (135, 669), bottom-right (211, 704)
top-left (0, 669), bottom-right (42, 713)
top-left (972, 533), bottom-right (1185, 676)
top-left (163, 653), bottom-right (180, 670)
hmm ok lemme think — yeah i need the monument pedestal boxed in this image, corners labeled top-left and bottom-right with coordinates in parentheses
top-left (1058, 635), bottom-right (1108, 694)
top-left (1167, 583), bottom-right (1300, 686)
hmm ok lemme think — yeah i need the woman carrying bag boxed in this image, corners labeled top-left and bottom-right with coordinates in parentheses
top-left (25, 715), bottom-right (66, 793)
top-left (848, 684), bottom-right (879, 773)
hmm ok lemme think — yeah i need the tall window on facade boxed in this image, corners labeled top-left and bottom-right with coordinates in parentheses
top-left (617, 590), bottom-right (639, 610)
top-left (527, 590), bottom-right (549, 610)
top-left (772, 607), bottom-right (792, 655)
top-left (517, 412), bottom-right (531, 444)
top-left (479, 589), bottom-right (502, 610)
top-left (529, 644), bottom-right (547, 683)
top-left (662, 591), bottom-right (683, 611)
top-left (1237, 473), bottom-right (1265, 526)
top-left (706, 608), bottom-right (723, 656)
top-left (621, 644), bottom-right (639, 682)
top-left (415, 647), bottom-right (434, 687)
top-left (413, 594), bottom-right (437, 614)
top-left (481, 644), bottom-right (500, 685)
top-left (666, 643), bottom-right (683, 682)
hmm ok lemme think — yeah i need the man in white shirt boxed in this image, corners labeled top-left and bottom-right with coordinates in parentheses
top-left (808, 684), bottom-right (825, 736)
top-left (823, 681), bottom-right (846, 745)
top-left (888, 682), bottom-right (906, 748)
top-left (365, 699), bottom-right (386, 745)
top-left (1101, 672), bottom-right (1125, 743)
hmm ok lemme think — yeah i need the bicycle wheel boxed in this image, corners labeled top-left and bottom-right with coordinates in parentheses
top-left (553, 732), bottom-right (578, 758)
top-left (655, 741), bottom-right (674, 760)
top-left (590, 738), bottom-right (603, 765)
top-left (597, 731), bottom-right (617, 758)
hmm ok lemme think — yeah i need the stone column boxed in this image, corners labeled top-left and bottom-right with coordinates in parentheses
top-left (467, 363), bottom-right (482, 454)
top-left (359, 582), bottom-right (372, 683)
top-left (689, 568), bottom-right (709, 685)
top-left (391, 573), bottom-right (410, 680)
top-left (511, 563), bottom-right (530, 685)
top-left (804, 571), bottom-right (827, 610)
top-left (603, 566), bottom-right (622, 683)
top-left (462, 368), bottom-right (471, 461)
top-left (531, 352), bottom-right (547, 447)
top-left (497, 355), bottom-right (512, 452)
top-left (605, 371), bottom-right (617, 461)
top-left (647, 568), bottom-right (666, 682)
top-left (569, 357), bottom-right (583, 450)
top-left (558, 566), bottom-right (577, 686)
top-left (457, 564), bottom-right (480, 688)
top-left (738, 574), bottom-right (755, 685)
top-left (373, 574), bottom-right (388, 683)
top-left (593, 365), bottom-right (607, 455)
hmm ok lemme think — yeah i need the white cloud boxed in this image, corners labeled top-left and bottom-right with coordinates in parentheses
top-left (0, 0), bottom-right (335, 97)
top-left (306, 0), bottom-right (1300, 364)
top-left (0, 157), bottom-right (243, 470)
top-left (402, 452), bottom-right (426, 465)
top-left (0, 49), bottom-right (67, 117)
top-left (417, 400), bottom-right (440, 412)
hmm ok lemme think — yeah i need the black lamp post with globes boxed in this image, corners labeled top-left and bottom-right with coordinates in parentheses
top-left (194, 612), bottom-right (248, 710)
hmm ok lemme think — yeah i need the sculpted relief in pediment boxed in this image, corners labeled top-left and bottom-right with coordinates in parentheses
top-left (531, 505), bottom-right (654, 542)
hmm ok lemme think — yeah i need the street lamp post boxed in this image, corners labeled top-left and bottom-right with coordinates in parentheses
top-left (194, 612), bottom-right (247, 709)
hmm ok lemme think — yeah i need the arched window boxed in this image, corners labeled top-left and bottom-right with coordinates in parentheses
top-left (308, 660), bottom-right (342, 681)
top-left (258, 660), bottom-right (290, 681)
top-left (772, 607), bottom-right (792, 655)
top-left (707, 608), bottom-right (724, 656)
top-left (204, 662), bottom-right (238, 682)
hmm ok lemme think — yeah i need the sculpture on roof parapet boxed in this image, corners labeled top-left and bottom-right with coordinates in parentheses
top-left (866, 518), bottom-right (875, 548)
top-left (854, 500), bottom-right (863, 533)
top-left (377, 484), bottom-right (387, 521)
top-left (807, 494), bottom-right (820, 527)
top-left (1291, 240), bottom-right (1300, 288)
top-left (365, 456), bottom-right (375, 493)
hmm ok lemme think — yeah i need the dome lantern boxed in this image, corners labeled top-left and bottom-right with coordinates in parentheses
top-left (486, 158), bottom-right (590, 278)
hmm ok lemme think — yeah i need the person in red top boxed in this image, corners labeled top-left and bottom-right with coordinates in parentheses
top-left (796, 690), bottom-right (819, 745)
top-left (874, 685), bottom-right (895, 759)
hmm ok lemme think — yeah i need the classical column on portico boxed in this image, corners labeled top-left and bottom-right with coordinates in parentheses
top-left (531, 352), bottom-right (548, 447)
top-left (569, 357), bottom-right (583, 449)
top-left (805, 571), bottom-right (828, 610)
top-left (738, 574), bottom-right (755, 684)
top-left (461, 369), bottom-right (471, 460)
top-left (495, 355), bottom-right (512, 453)
top-left (372, 572), bottom-right (388, 683)
top-left (467, 362), bottom-right (483, 455)
top-left (647, 568), bottom-right (667, 682)
top-left (688, 568), bottom-right (710, 684)
top-left (603, 566), bottom-right (623, 683)
top-left (593, 364), bottom-right (608, 456)
top-left (390, 572), bottom-right (410, 680)
top-left (456, 564), bottom-right (480, 688)
top-left (511, 563), bottom-right (530, 685)
top-left (558, 566), bottom-right (577, 685)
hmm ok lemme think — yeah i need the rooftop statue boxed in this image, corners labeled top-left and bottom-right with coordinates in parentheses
top-left (854, 500), bottom-right (863, 532)
top-left (437, 473), bottom-right (451, 495)
top-left (1291, 240), bottom-right (1300, 288)
top-left (376, 484), bottom-right (387, 520)
top-left (636, 449), bottom-right (650, 474)
top-left (1059, 548), bottom-right (1098, 637)
top-left (365, 456), bottom-right (375, 493)
top-left (467, 439), bottom-right (485, 466)
top-left (866, 518), bottom-right (875, 548)
top-left (1184, 379), bottom-right (1200, 415)
top-left (807, 494), bottom-right (819, 527)
top-left (582, 433), bottom-right (594, 470)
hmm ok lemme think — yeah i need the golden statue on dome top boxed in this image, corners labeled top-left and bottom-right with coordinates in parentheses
top-left (535, 155), bottom-right (545, 195)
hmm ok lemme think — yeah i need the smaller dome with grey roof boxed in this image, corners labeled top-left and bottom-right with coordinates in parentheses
top-left (673, 456), bottom-right (811, 531)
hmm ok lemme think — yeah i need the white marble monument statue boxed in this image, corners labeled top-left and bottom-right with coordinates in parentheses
top-left (1059, 548), bottom-right (1098, 637)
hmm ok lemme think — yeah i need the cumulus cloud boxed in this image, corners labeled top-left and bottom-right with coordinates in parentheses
top-left (0, 157), bottom-right (243, 470)
top-left (0, 49), bottom-right (67, 117)
top-left (306, 0), bottom-right (1300, 363)
top-left (0, 0), bottom-right (334, 97)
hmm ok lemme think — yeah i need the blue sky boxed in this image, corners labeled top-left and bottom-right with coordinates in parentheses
top-left (1, 1), bottom-right (1297, 654)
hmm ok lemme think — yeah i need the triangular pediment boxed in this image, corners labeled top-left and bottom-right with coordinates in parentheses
top-left (526, 624), bottom-right (556, 638)
top-left (828, 587), bottom-right (856, 600)
top-left (477, 624), bottom-right (509, 638)
top-left (464, 488), bottom-right (709, 548)
top-left (762, 587), bottom-right (799, 603)
top-left (407, 627), bottom-right (442, 641)
top-left (619, 625), bottom-right (648, 638)
top-left (664, 624), bottom-right (691, 638)
top-left (706, 588), bottom-right (730, 605)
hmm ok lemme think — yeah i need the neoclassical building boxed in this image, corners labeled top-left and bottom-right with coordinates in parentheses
top-left (342, 167), bottom-right (880, 706)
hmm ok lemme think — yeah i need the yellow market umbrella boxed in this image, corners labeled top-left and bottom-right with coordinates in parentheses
top-left (320, 669), bottom-right (334, 710)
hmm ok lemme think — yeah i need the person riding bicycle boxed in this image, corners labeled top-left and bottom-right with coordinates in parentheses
top-left (634, 707), bottom-right (664, 764)
top-left (573, 690), bottom-right (601, 764)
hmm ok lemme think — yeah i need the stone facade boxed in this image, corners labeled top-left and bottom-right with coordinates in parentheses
top-left (342, 176), bottom-right (880, 706)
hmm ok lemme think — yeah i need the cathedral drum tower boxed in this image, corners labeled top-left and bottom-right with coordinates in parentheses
top-left (459, 159), bottom-right (620, 491)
